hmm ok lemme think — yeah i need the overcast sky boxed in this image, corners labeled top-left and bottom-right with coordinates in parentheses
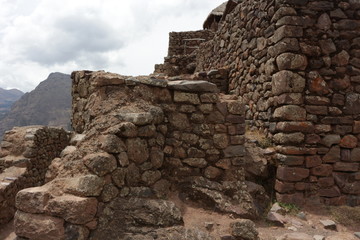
top-left (0, 0), bottom-right (224, 92)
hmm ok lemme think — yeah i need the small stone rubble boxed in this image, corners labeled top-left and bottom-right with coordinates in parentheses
top-left (263, 202), bottom-right (360, 240)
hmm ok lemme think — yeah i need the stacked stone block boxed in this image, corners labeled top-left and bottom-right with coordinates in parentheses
top-left (168, 30), bottom-right (215, 56)
top-left (0, 126), bottom-right (69, 224)
top-left (14, 71), bottom-right (248, 239)
top-left (163, 86), bottom-right (245, 182)
top-left (154, 30), bottom-right (215, 77)
top-left (201, 68), bottom-right (229, 93)
top-left (71, 71), bottom-right (246, 185)
top-left (154, 54), bottom-right (197, 76)
top-left (195, 0), bottom-right (360, 205)
top-left (196, 0), bottom-right (276, 132)
top-left (270, 0), bottom-right (360, 206)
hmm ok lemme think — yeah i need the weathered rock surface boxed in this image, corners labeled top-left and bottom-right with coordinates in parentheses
top-left (64, 175), bottom-right (105, 197)
top-left (230, 220), bottom-right (259, 240)
top-left (168, 80), bottom-right (219, 92)
top-left (91, 198), bottom-right (183, 239)
top-left (16, 186), bottom-right (51, 214)
top-left (15, 211), bottom-right (65, 240)
top-left (180, 176), bottom-right (268, 219)
top-left (45, 195), bottom-right (98, 224)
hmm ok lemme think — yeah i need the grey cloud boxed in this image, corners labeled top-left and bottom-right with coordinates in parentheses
top-left (22, 13), bottom-right (124, 67)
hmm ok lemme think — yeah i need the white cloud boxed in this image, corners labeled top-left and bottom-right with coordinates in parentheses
top-left (0, 0), bottom-right (224, 92)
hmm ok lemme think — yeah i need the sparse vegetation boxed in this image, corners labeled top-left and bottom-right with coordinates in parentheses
top-left (258, 137), bottom-right (273, 149)
top-left (278, 202), bottom-right (300, 215)
top-left (245, 128), bottom-right (273, 149)
top-left (329, 205), bottom-right (360, 228)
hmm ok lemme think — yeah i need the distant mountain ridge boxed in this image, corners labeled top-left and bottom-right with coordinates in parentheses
top-left (0, 72), bottom-right (72, 138)
top-left (0, 88), bottom-right (24, 119)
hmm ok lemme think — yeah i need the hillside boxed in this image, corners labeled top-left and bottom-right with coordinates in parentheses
top-left (0, 88), bottom-right (24, 119)
top-left (0, 72), bottom-right (71, 138)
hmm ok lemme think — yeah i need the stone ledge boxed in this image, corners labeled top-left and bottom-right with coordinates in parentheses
top-left (168, 80), bottom-right (219, 92)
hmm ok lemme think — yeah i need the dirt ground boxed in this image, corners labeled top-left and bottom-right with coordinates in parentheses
top-left (181, 201), bottom-right (360, 240)
top-left (1, 202), bottom-right (359, 240)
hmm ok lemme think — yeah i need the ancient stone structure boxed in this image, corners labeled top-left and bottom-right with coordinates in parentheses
top-left (167, 30), bottom-right (215, 56)
top-left (203, 0), bottom-right (242, 31)
top-left (8, 0), bottom-right (360, 239)
top-left (12, 71), bottom-right (267, 239)
top-left (154, 30), bottom-right (214, 76)
top-left (195, 0), bottom-right (360, 206)
top-left (0, 126), bottom-right (69, 225)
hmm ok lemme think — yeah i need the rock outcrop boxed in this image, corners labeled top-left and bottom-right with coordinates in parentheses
top-left (0, 88), bottom-right (23, 120)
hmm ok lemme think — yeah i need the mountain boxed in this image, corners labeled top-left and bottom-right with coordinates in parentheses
top-left (0, 88), bottom-right (24, 119)
top-left (0, 72), bottom-right (72, 138)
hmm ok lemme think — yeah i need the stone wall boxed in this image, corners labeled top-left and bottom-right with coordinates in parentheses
top-left (196, 0), bottom-right (275, 131)
top-left (71, 71), bottom-right (247, 185)
top-left (168, 30), bottom-right (214, 56)
top-left (154, 30), bottom-right (215, 77)
top-left (0, 126), bottom-right (69, 224)
top-left (13, 71), bottom-right (269, 239)
top-left (195, 0), bottom-right (360, 205)
top-left (154, 54), bottom-right (197, 76)
top-left (200, 68), bottom-right (229, 93)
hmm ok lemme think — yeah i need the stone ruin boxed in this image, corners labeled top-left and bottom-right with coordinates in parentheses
top-left (194, 0), bottom-right (360, 206)
top-left (5, 71), bottom-right (269, 239)
top-left (0, 126), bottom-right (69, 225)
top-left (0, 0), bottom-right (359, 239)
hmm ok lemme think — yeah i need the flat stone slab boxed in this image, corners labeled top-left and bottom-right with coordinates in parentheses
top-left (319, 219), bottom-right (337, 230)
top-left (1, 166), bottom-right (26, 181)
top-left (126, 77), bottom-right (168, 88)
top-left (267, 211), bottom-right (287, 225)
top-left (91, 72), bottom-right (127, 86)
top-left (168, 80), bottom-right (219, 92)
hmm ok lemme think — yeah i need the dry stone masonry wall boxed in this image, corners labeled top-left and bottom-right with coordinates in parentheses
top-left (168, 30), bottom-right (215, 56)
top-left (195, 0), bottom-right (360, 205)
top-left (196, 0), bottom-right (276, 131)
top-left (71, 71), bottom-right (246, 185)
top-left (13, 71), bottom-right (267, 239)
top-left (154, 30), bottom-right (214, 77)
top-left (0, 126), bottom-right (69, 225)
top-left (154, 54), bottom-right (198, 76)
top-left (11, 0), bottom-right (360, 238)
